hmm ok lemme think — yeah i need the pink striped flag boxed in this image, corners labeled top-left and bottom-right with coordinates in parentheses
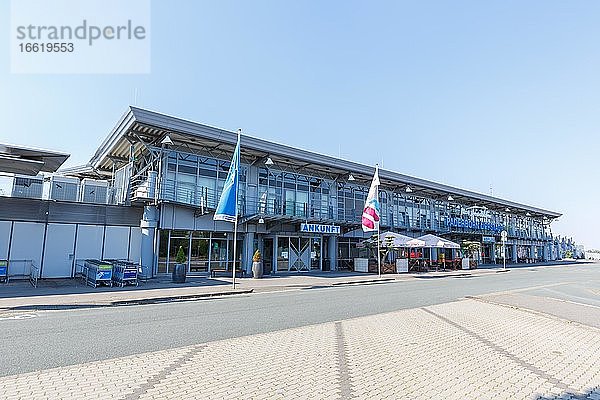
top-left (361, 166), bottom-right (380, 232)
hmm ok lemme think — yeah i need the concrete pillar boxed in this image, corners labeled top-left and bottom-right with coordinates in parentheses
top-left (141, 205), bottom-right (159, 278)
top-left (543, 243), bottom-right (549, 262)
top-left (243, 231), bottom-right (255, 274)
top-left (530, 244), bottom-right (536, 262)
top-left (257, 234), bottom-right (264, 258)
top-left (512, 243), bottom-right (517, 263)
top-left (328, 235), bottom-right (337, 271)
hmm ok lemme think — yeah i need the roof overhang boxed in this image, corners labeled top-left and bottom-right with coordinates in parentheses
top-left (0, 143), bottom-right (70, 175)
top-left (70, 106), bottom-right (562, 219)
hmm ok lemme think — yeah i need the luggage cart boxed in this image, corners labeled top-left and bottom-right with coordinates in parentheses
top-left (0, 260), bottom-right (8, 283)
top-left (111, 260), bottom-right (138, 287)
top-left (84, 259), bottom-right (113, 288)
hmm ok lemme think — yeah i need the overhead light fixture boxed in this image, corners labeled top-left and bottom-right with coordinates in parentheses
top-left (526, 212), bottom-right (531, 217)
top-left (258, 217), bottom-right (265, 224)
top-left (348, 174), bottom-right (355, 181)
top-left (264, 157), bottom-right (274, 166)
top-left (505, 208), bottom-right (511, 212)
top-left (405, 186), bottom-right (413, 193)
top-left (160, 135), bottom-right (173, 146)
top-left (447, 195), bottom-right (454, 201)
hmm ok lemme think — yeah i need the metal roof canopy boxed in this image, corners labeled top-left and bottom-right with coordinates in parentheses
top-left (67, 106), bottom-right (561, 219)
top-left (0, 143), bottom-right (69, 175)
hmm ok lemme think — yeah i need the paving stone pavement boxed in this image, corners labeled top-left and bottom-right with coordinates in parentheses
top-left (1, 299), bottom-right (600, 399)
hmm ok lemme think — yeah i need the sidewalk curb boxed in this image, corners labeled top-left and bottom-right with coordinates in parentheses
top-left (331, 278), bottom-right (396, 286)
top-left (0, 289), bottom-right (254, 312)
top-left (109, 289), bottom-right (254, 306)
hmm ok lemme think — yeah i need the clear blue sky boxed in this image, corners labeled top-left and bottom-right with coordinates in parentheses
top-left (1, 1), bottom-right (598, 249)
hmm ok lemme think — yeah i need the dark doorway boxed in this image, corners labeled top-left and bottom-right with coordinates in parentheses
top-left (263, 238), bottom-right (273, 275)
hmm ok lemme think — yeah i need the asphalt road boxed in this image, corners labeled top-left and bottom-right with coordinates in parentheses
top-left (1, 262), bottom-right (599, 377)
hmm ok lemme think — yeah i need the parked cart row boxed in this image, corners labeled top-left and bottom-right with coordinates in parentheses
top-left (83, 259), bottom-right (139, 288)
top-left (109, 260), bottom-right (139, 287)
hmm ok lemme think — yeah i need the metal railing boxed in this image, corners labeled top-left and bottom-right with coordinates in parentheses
top-left (29, 263), bottom-right (39, 288)
top-left (3, 259), bottom-right (37, 287)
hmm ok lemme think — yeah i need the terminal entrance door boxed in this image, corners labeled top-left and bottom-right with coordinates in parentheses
top-left (276, 236), bottom-right (316, 272)
top-left (289, 237), bottom-right (310, 271)
top-left (482, 244), bottom-right (494, 264)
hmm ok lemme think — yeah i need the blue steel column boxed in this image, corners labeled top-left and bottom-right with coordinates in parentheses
top-left (273, 236), bottom-right (278, 273)
top-left (512, 243), bottom-right (517, 263)
top-left (141, 205), bottom-right (159, 278)
top-left (328, 235), bottom-right (337, 271)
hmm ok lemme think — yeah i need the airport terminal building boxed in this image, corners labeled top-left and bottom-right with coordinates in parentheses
top-left (0, 107), bottom-right (563, 279)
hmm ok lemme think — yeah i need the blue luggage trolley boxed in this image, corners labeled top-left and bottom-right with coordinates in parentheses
top-left (111, 260), bottom-right (138, 287)
top-left (84, 259), bottom-right (113, 288)
top-left (0, 260), bottom-right (7, 283)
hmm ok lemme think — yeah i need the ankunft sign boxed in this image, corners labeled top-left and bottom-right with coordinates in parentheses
top-left (300, 223), bottom-right (340, 234)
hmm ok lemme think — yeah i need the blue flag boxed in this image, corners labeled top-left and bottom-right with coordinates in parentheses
top-left (214, 131), bottom-right (240, 222)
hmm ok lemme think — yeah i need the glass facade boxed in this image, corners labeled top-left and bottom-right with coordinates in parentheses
top-left (157, 230), bottom-right (243, 273)
top-left (256, 168), bottom-right (332, 219)
top-left (153, 148), bottom-right (550, 246)
top-left (149, 145), bottom-right (554, 273)
top-left (162, 151), bottom-right (246, 212)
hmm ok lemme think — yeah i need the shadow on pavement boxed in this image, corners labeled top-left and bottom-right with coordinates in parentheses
top-left (253, 271), bottom-right (379, 279)
top-left (0, 276), bottom-right (231, 299)
top-left (535, 387), bottom-right (600, 399)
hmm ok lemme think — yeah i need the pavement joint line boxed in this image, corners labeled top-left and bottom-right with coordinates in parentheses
top-left (334, 321), bottom-right (354, 399)
top-left (466, 295), bottom-right (600, 334)
top-left (420, 306), bottom-right (581, 395)
top-left (122, 344), bottom-right (207, 400)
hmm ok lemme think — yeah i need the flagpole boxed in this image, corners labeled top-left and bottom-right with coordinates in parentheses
top-left (377, 221), bottom-right (381, 277)
top-left (232, 129), bottom-right (241, 289)
top-left (376, 164), bottom-right (381, 278)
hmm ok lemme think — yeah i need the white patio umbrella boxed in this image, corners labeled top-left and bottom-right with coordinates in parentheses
top-left (417, 234), bottom-right (459, 268)
top-left (442, 239), bottom-right (460, 249)
top-left (380, 233), bottom-right (425, 248)
top-left (417, 234), bottom-right (447, 248)
top-left (404, 238), bottom-right (426, 248)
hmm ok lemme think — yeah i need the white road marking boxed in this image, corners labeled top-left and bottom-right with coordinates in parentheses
top-left (0, 313), bottom-right (36, 321)
top-left (481, 281), bottom-right (575, 297)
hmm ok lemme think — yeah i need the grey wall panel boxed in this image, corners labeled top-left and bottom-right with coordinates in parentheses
top-left (0, 198), bottom-right (47, 221)
top-left (0, 221), bottom-right (11, 259)
top-left (74, 225), bottom-right (104, 262)
top-left (48, 202), bottom-right (106, 225)
top-left (103, 226), bottom-right (130, 259)
top-left (0, 197), bottom-right (142, 227)
top-left (105, 206), bottom-right (143, 226)
top-left (42, 223), bottom-right (76, 278)
top-left (128, 227), bottom-right (142, 263)
top-left (173, 207), bottom-right (195, 230)
top-left (159, 204), bottom-right (174, 229)
top-left (10, 222), bottom-right (45, 275)
top-left (48, 202), bottom-right (143, 226)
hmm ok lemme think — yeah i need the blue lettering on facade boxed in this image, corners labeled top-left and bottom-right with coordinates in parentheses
top-left (448, 217), bottom-right (503, 233)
